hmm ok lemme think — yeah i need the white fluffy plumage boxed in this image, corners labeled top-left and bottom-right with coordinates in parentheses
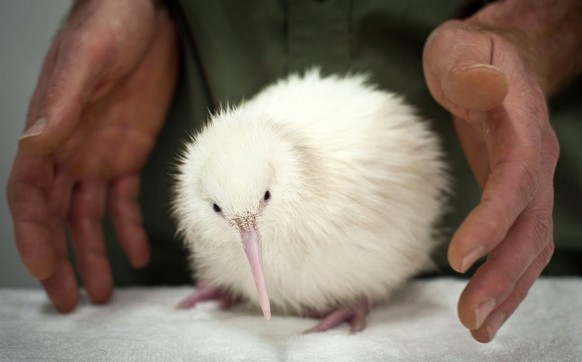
top-left (173, 70), bottom-right (449, 319)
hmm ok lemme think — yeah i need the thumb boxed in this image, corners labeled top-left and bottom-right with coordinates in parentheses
top-left (423, 20), bottom-right (508, 119)
top-left (19, 30), bottom-right (108, 156)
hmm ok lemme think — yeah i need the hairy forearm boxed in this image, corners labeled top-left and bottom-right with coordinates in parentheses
top-left (471, 0), bottom-right (582, 95)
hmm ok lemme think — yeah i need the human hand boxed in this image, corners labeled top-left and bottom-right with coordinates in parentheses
top-left (6, 0), bottom-right (179, 312)
top-left (423, 14), bottom-right (560, 342)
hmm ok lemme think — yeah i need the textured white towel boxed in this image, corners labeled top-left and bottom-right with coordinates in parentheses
top-left (1, 278), bottom-right (581, 361)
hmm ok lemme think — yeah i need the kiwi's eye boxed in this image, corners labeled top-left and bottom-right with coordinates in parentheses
top-left (264, 191), bottom-right (271, 202)
top-left (212, 203), bottom-right (222, 213)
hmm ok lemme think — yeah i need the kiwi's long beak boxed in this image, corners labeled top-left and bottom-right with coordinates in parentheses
top-left (241, 227), bottom-right (271, 320)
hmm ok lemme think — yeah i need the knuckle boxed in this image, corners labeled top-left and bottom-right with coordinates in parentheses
top-left (498, 265), bottom-right (520, 292)
top-left (5, 178), bottom-right (16, 209)
top-left (544, 128), bottom-right (560, 165)
top-left (67, 203), bottom-right (93, 229)
top-left (474, 213), bottom-right (505, 248)
top-left (537, 240), bottom-right (555, 269)
top-left (513, 160), bottom-right (539, 206)
top-left (530, 209), bottom-right (553, 255)
top-left (67, 28), bottom-right (115, 59)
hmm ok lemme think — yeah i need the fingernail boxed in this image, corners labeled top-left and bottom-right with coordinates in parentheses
top-left (475, 299), bottom-right (496, 329)
top-left (486, 312), bottom-right (506, 340)
top-left (445, 63), bottom-right (508, 112)
top-left (20, 117), bottom-right (47, 140)
top-left (461, 245), bottom-right (485, 273)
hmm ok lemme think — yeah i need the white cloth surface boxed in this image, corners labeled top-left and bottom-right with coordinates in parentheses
top-left (1, 278), bottom-right (580, 361)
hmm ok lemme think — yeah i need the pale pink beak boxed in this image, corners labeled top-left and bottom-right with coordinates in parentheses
top-left (241, 228), bottom-right (271, 320)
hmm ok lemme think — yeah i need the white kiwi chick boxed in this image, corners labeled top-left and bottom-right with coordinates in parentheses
top-left (172, 70), bottom-right (449, 333)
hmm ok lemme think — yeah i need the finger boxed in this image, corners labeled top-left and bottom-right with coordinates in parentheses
top-left (11, 192), bottom-right (57, 279)
top-left (19, 26), bottom-right (113, 156)
top-left (40, 260), bottom-right (80, 313)
top-left (68, 178), bottom-right (113, 304)
top-left (8, 156), bottom-right (82, 312)
top-left (470, 242), bottom-right (554, 343)
top-left (456, 199), bottom-right (553, 330)
top-left (456, 128), bottom-right (558, 331)
top-left (108, 174), bottom-right (151, 268)
top-left (459, 127), bottom-right (558, 340)
top-left (7, 155), bottom-right (68, 279)
top-left (448, 106), bottom-right (542, 273)
top-left (423, 20), bottom-right (508, 118)
top-left (43, 169), bottom-right (77, 311)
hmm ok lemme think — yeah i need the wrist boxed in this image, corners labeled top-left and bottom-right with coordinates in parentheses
top-left (469, 0), bottom-right (582, 95)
